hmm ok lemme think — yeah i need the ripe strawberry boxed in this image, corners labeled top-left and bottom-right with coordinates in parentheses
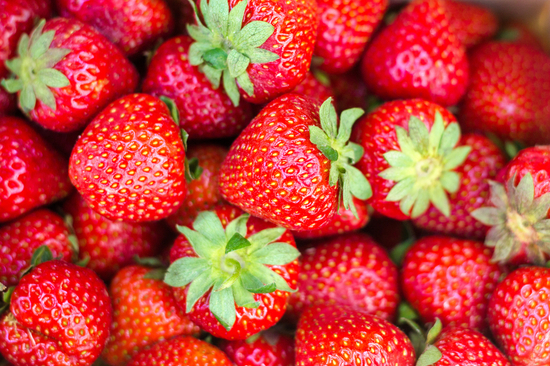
top-left (361, 0), bottom-right (469, 107)
top-left (291, 72), bottom-right (335, 104)
top-left (185, 0), bottom-right (318, 105)
top-left (444, 0), bottom-right (498, 48)
top-left (314, 0), bottom-right (388, 74)
top-left (55, 0), bottom-right (174, 57)
top-left (0, 116), bottom-right (72, 223)
top-left (219, 95), bottom-right (371, 231)
top-left (295, 305), bottom-right (415, 366)
top-left (69, 93), bottom-right (187, 222)
top-left (219, 330), bottom-right (294, 366)
top-left (413, 133), bottom-right (506, 239)
top-left (0, 88), bottom-right (16, 116)
top-left (165, 204), bottom-right (300, 340)
top-left (460, 42), bottom-right (550, 145)
top-left (488, 266), bottom-right (550, 366)
top-left (126, 336), bottom-right (232, 366)
top-left (142, 36), bottom-right (252, 140)
top-left (287, 232), bottom-right (399, 321)
top-left (1, 18), bottom-right (138, 132)
top-left (103, 265), bottom-right (199, 366)
top-left (0, 260), bottom-right (112, 366)
top-left (353, 99), bottom-right (471, 221)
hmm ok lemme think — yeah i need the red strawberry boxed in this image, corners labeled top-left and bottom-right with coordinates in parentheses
top-left (142, 36), bottom-right (252, 140)
top-left (219, 330), bottom-right (294, 366)
top-left (314, 0), bottom-right (388, 74)
top-left (353, 99), bottom-right (471, 221)
top-left (0, 116), bottom-right (72, 223)
top-left (488, 266), bottom-right (550, 366)
top-left (69, 94), bottom-right (187, 222)
top-left (295, 305), bottom-right (415, 366)
top-left (0, 87), bottom-right (16, 116)
top-left (185, 0), bottom-right (318, 105)
top-left (126, 335), bottom-right (232, 366)
top-left (287, 232), bottom-right (399, 321)
top-left (165, 204), bottom-right (300, 340)
top-left (444, 0), bottom-right (498, 48)
top-left (291, 71), bottom-right (335, 104)
top-left (460, 42), bottom-right (550, 145)
top-left (413, 133), bottom-right (506, 239)
top-left (0, 260), bottom-right (112, 366)
top-left (219, 94), bottom-right (371, 231)
top-left (55, 0), bottom-right (174, 57)
top-left (1, 18), bottom-right (138, 132)
top-left (361, 0), bottom-right (469, 107)
top-left (103, 265), bottom-right (200, 366)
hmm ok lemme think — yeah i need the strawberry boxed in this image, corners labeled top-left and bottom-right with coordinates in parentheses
top-left (142, 36), bottom-right (252, 140)
top-left (488, 266), bottom-right (550, 366)
top-left (361, 0), bottom-right (469, 107)
top-left (1, 18), bottom-right (139, 132)
top-left (460, 42), bottom-right (550, 145)
top-left (0, 209), bottom-right (74, 287)
top-left (0, 88), bottom-right (16, 116)
top-left (472, 146), bottom-right (550, 265)
top-left (352, 99), bottom-right (471, 221)
top-left (103, 265), bottom-right (199, 366)
top-left (0, 116), bottom-right (72, 223)
top-left (291, 71), bottom-right (335, 104)
top-left (69, 94), bottom-right (187, 223)
top-left (444, 0), bottom-right (498, 48)
top-left (295, 304), bottom-right (415, 366)
top-left (185, 0), bottom-right (318, 105)
top-left (219, 95), bottom-right (371, 231)
top-left (165, 204), bottom-right (300, 340)
top-left (287, 232), bottom-right (399, 321)
top-left (412, 133), bottom-right (506, 239)
top-left (55, 0), bottom-right (174, 57)
top-left (314, 0), bottom-right (388, 74)
top-left (0, 259), bottom-right (112, 366)
top-left (126, 335), bottom-right (232, 366)
top-left (219, 330), bottom-right (294, 366)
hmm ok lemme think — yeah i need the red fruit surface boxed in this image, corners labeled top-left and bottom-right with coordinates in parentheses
top-left (500, 22), bottom-right (544, 49)
top-left (219, 331), bottom-right (295, 366)
top-left (0, 116), bottom-right (72, 223)
top-left (445, 0), bottom-right (498, 48)
top-left (291, 72), bottom-right (334, 104)
top-left (0, 87), bottom-right (16, 116)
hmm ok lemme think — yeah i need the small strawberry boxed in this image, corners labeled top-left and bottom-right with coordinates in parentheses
top-left (142, 36), bottom-right (252, 140)
top-left (219, 330), bottom-right (294, 366)
top-left (69, 94), bottom-right (187, 222)
top-left (444, 0), bottom-right (498, 48)
top-left (353, 99), bottom-right (471, 220)
top-left (291, 71), bottom-right (335, 104)
top-left (1, 18), bottom-right (139, 132)
top-left (0, 116), bottom-right (72, 223)
top-left (165, 204), bottom-right (300, 340)
top-left (219, 95), bottom-right (371, 231)
top-left (295, 304), bottom-right (415, 366)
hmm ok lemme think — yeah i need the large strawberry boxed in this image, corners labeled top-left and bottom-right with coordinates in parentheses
top-left (1, 18), bottom-right (138, 132)
top-left (219, 330), bottom-right (295, 366)
top-left (165, 204), bottom-right (300, 340)
top-left (69, 94), bottom-right (187, 222)
top-left (184, 0), bottom-right (318, 105)
top-left (444, 0), bottom-right (498, 49)
top-left (0, 116), bottom-right (72, 223)
top-left (219, 95), bottom-right (371, 231)
top-left (352, 99), bottom-right (471, 221)
top-left (361, 0), bottom-right (469, 107)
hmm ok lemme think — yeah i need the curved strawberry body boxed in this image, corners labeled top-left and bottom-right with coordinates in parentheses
top-left (219, 331), bottom-right (295, 366)
top-left (445, 0), bottom-right (498, 49)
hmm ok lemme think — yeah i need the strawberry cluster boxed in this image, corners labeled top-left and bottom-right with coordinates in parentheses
top-left (0, 0), bottom-right (549, 365)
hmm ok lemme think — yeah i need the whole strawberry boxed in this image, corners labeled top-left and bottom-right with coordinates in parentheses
top-left (0, 116), bottom-right (72, 223)
top-left (1, 18), bottom-right (138, 132)
top-left (69, 94), bottom-right (187, 222)
top-left (362, 0), bottom-right (469, 107)
top-left (445, 0), bottom-right (498, 48)
top-left (219, 330), bottom-right (294, 366)
top-left (219, 95), bottom-right (371, 231)
top-left (165, 204), bottom-right (300, 340)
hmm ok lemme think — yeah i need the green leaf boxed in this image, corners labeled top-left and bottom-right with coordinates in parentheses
top-left (440, 171), bottom-right (460, 193)
top-left (336, 108), bottom-right (364, 144)
top-left (20, 84), bottom-right (36, 111)
top-left (236, 72), bottom-right (254, 96)
top-left (247, 282), bottom-right (276, 293)
top-left (394, 126), bottom-right (421, 160)
top-left (428, 111), bottom-right (445, 153)
top-left (345, 165), bottom-right (372, 200)
top-left (226, 233), bottom-right (251, 253)
top-left (187, 24), bottom-right (213, 44)
top-left (1, 79), bottom-right (23, 93)
top-left (35, 48), bottom-right (71, 69)
top-left (346, 142), bottom-right (364, 164)
top-left (385, 177), bottom-right (415, 202)
top-left (5, 58), bottom-right (22, 75)
top-left (428, 184), bottom-right (451, 217)
top-left (400, 189), bottom-right (419, 217)
top-left (217, 258), bottom-right (242, 291)
top-left (417, 345), bottom-right (442, 366)
top-left (533, 192), bottom-right (550, 220)
top-left (143, 268), bottom-right (166, 280)
top-left (228, 0), bottom-right (248, 36)
top-left (164, 257), bottom-right (210, 287)
top-left (200, 0), bottom-right (214, 30)
top-left (186, 269), bottom-right (216, 312)
top-left (160, 96), bottom-right (180, 125)
top-left (37, 68), bottom-right (69, 88)
top-left (329, 164), bottom-right (340, 187)
top-left (33, 80), bottom-right (56, 110)
top-left (232, 279), bottom-right (259, 308)
top-left (210, 286), bottom-right (236, 330)
top-left (134, 256), bottom-right (164, 267)
top-left (439, 123), bottom-right (460, 156)
top-left (247, 263), bottom-right (295, 293)
top-left (233, 21), bottom-right (275, 49)
top-left (443, 146), bottom-right (471, 170)
top-left (379, 166), bottom-right (414, 182)
top-left (31, 245), bottom-right (53, 266)
top-left (225, 214), bottom-right (250, 240)
top-left (411, 188), bottom-right (430, 218)
top-left (178, 225), bottom-right (217, 259)
top-left (185, 157), bottom-right (204, 183)
top-left (309, 125), bottom-right (338, 161)
top-left (247, 227), bottom-right (285, 252)
top-left (209, 0), bottom-right (230, 37)
top-left (250, 243), bottom-right (300, 265)
top-left (397, 301), bottom-right (418, 321)
top-left (246, 47), bottom-right (279, 64)
top-left (407, 116), bottom-right (429, 154)
top-left (470, 207), bottom-right (506, 226)
top-left (30, 30), bottom-right (55, 59)
top-left (201, 64), bottom-right (223, 88)
top-left (390, 238), bottom-right (414, 266)
top-left (203, 48), bottom-right (229, 70)
top-left (319, 98), bottom-right (337, 138)
top-left (223, 70), bottom-right (240, 106)
top-left (515, 173), bottom-right (535, 213)
top-left (227, 49), bottom-right (250, 77)
top-left (17, 34), bottom-right (30, 58)
top-left (426, 319), bottom-right (442, 344)
top-left (488, 181), bottom-right (508, 210)
top-left (193, 211), bottom-right (227, 248)
top-left (240, 270), bottom-right (265, 290)
top-left (188, 42), bottom-right (212, 65)
top-left (384, 151), bottom-right (414, 168)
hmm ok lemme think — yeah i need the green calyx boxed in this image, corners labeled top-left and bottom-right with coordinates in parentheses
top-left (186, 0), bottom-right (279, 106)
top-left (398, 311), bottom-right (443, 366)
top-left (380, 111), bottom-right (471, 218)
top-left (164, 211), bottom-right (300, 331)
top-left (1, 19), bottom-right (71, 113)
top-left (309, 98), bottom-right (372, 217)
top-left (471, 173), bottom-right (550, 265)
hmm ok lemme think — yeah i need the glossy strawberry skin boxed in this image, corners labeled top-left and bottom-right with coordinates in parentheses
top-left (69, 93), bottom-right (187, 223)
top-left (170, 204), bottom-right (299, 340)
top-left (219, 332), bottom-right (295, 366)
top-left (413, 134), bottom-right (506, 239)
top-left (291, 72), bottom-right (335, 104)
top-left (287, 232), bottom-right (399, 321)
top-left (0, 116), bottom-right (72, 223)
top-left (103, 265), bottom-right (200, 366)
top-left (0, 209), bottom-right (73, 287)
top-left (142, 36), bottom-right (252, 140)
top-left (314, 0), bottom-right (388, 74)
top-left (402, 236), bottom-right (504, 331)
top-left (445, 0), bottom-right (498, 49)
top-left (361, 0), bottom-right (469, 107)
